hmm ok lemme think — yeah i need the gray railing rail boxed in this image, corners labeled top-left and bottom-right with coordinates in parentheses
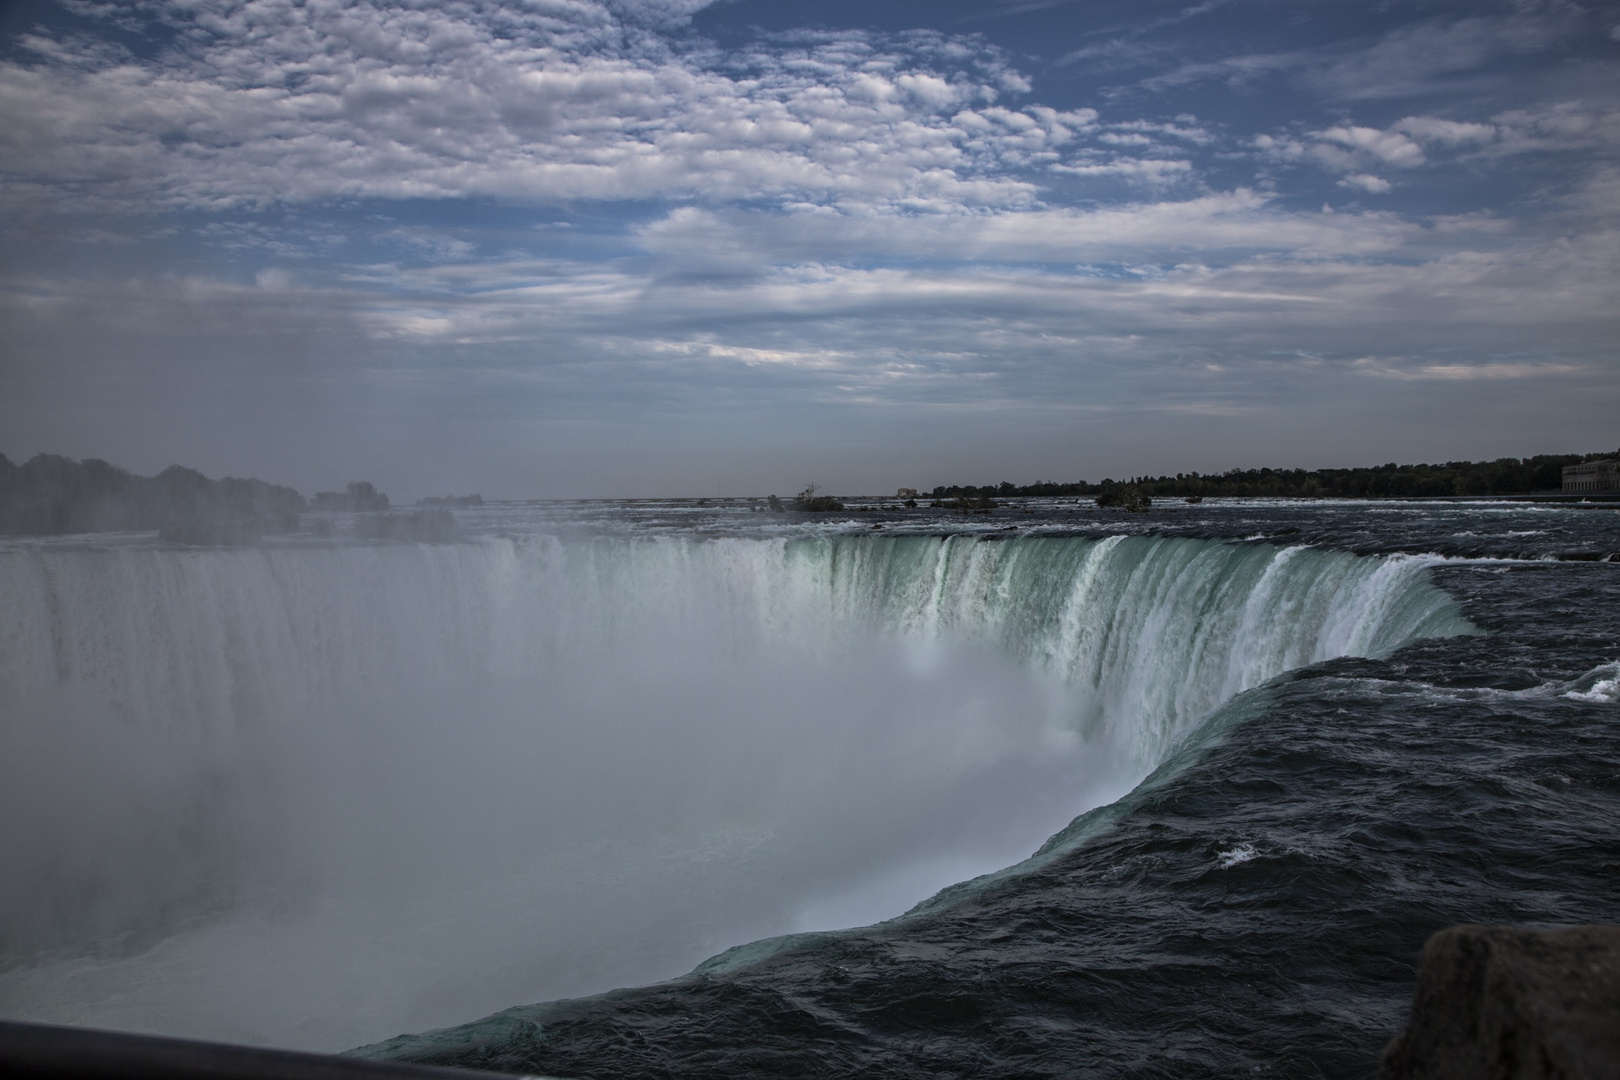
top-left (0, 1020), bottom-right (522, 1080)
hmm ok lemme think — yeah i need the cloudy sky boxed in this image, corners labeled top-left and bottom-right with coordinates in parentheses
top-left (1, 0), bottom-right (1616, 497)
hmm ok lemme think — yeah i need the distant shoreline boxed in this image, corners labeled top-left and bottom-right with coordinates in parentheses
top-left (5, 450), bottom-right (1618, 532)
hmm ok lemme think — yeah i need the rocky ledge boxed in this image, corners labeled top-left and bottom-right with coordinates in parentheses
top-left (1379, 925), bottom-right (1620, 1080)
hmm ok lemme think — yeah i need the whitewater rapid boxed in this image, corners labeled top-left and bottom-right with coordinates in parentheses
top-left (0, 532), bottom-right (1471, 1049)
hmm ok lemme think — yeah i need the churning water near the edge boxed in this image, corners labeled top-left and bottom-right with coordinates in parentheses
top-left (0, 527), bottom-right (1469, 1051)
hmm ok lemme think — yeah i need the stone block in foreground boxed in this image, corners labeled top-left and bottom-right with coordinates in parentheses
top-left (1379, 925), bottom-right (1620, 1080)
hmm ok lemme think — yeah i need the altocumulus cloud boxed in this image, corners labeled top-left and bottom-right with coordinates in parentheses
top-left (0, 0), bottom-right (1616, 496)
top-left (0, 0), bottom-right (1056, 210)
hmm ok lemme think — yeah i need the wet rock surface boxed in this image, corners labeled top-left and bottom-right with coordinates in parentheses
top-left (1380, 925), bottom-right (1620, 1080)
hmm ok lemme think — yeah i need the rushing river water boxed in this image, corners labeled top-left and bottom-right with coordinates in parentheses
top-left (2, 497), bottom-right (1617, 1077)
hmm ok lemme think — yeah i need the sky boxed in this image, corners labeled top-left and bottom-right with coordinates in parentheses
top-left (0, 0), bottom-right (1616, 498)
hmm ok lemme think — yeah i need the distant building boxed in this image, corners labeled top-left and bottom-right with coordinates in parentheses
top-left (1562, 459), bottom-right (1620, 493)
top-left (896, 487), bottom-right (918, 499)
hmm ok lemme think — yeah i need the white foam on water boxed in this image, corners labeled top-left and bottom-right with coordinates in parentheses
top-left (1338, 660), bottom-right (1620, 706)
top-left (1563, 662), bottom-right (1620, 703)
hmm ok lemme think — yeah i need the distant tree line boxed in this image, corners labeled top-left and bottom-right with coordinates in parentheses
top-left (312, 480), bottom-right (390, 512)
top-left (0, 453), bottom-right (450, 545)
top-left (0, 453), bottom-right (306, 543)
top-left (931, 451), bottom-right (1619, 501)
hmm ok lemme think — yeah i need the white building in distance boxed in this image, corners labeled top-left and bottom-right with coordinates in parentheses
top-left (1562, 459), bottom-right (1619, 493)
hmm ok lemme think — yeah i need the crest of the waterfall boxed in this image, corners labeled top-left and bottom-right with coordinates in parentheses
top-left (789, 535), bottom-right (1471, 765)
top-left (0, 533), bottom-right (1471, 1050)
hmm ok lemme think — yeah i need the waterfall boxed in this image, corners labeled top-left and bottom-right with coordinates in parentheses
top-left (0, 533), bottom-right (1471, 1049)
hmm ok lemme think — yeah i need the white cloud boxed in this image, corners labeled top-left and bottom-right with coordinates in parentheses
top-left (1140, 49), bottom-right (1316, 94)
top-left (1106, 119), bottom-right (1212, 145)
top-left (1392, 116), bottom-right (1497, 149)
top-left (1049, 157), bottom-right (1193, 184)
top-left (1142, 11), bottom-right (1578, 103)
top-left (2, 4), bottom-right (1615, 443)
top-left (601, 0), bottom-right (721, 28)
top-left (1255, 124), bottom-right (1423, 184)
top-left (24, 212), bottom-right (1602, 409)
top-left (1314, 125), bottom-right (1426, 169)
top-left (0, 1), bottom-right (1082, 214)
top-left (1337, 174), bottom-right (1391, 195)
top-left (1382, 105), bottom-right (1620, 163)
top-left (631, 194), bottom-right (1417, 269)
top-left (1256, 100), bottom-right (1620, 193)
top-left (1304, 13), bottom-right (1574, 100)
top-left (1353, 360), bottom-right (1587, 381)
top-left (6, 195), bottom-right (1615, 494)
top-left (1488, 102), bottom-right (1620, 157)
